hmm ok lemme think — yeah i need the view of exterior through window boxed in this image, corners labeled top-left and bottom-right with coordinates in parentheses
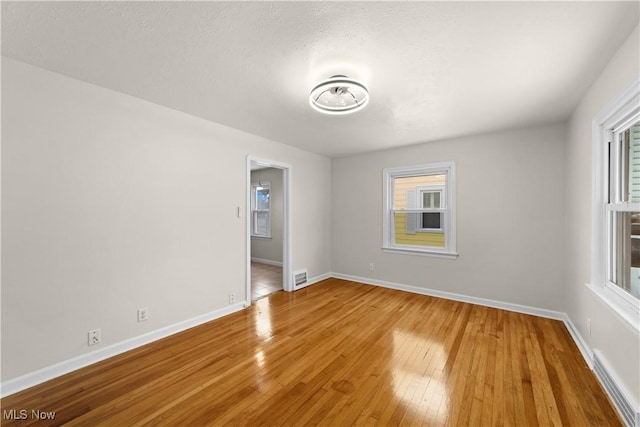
top-left (383, 162), bottom-right (456, 257)
top-left (251, 182), bottom-right (271, 238)
top-left (609, 122), bottom-right (640, 299)
top-left (393, 174), bottom-right (446, 246)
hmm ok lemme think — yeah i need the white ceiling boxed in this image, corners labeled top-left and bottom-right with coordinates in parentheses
top-left (2, 1), bottom-right (639, 157)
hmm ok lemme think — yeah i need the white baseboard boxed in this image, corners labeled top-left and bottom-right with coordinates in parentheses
top-left (558, 316), bottom-right (639, 427)
top-left (251, 257), bottom-right (283, 267)
top-left (593, 350), bottom-right (640, 427)
top-left (1, 269), bottom-right (325, 397)
top-left (294, 272), bottom-right (331, 290)
top-left (331, 272), bottom-right (565, 320)
top-left (562, 314), bottom-right (594, 368)
top-left (0, 301), bottom-right (247, 398)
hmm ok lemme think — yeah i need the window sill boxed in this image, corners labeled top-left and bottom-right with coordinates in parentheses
top-left (585, 283), bottom-right (640, 333)
top-left (382, 247), bottom-right (458, 260)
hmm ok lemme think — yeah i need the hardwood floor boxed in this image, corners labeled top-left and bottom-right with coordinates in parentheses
top-left (251, 261), bottom-right (282, 300)
top-left (1, 279), bottom-right (622, 426)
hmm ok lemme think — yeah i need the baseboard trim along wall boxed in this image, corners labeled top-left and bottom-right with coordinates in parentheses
top-left (1, 271), bottom-right (331, 397)
top-left (593, 350), bottom-right (640, 427)
top-left (562, 314), bottom-right (594, 369)
top-left (0, 301), bottom-right (247, 398)
top-left (331, 273), bottom-right (597, 366)
top-left (250, 257), bottom-right (283, 267)
top-left (309, 272), bottom-right (333, 287)
top-left (330, 272), bottom-right (565, 320)
top-left (294, 272), bottom-right (332, 290)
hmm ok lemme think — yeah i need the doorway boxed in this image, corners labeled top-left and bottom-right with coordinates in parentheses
top-left (246, 156), bottom-right (291, 304)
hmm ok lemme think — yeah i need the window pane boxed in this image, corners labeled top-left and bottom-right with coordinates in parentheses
top-left (253, 211), bottom-right (270, 236)
top-left (393, 211), bottom-right (445, 248)
top-left (422, 212), bottom-right (441, 229)
top-left (628, 123), bottom-right (640, 203)
top-left (421, 191), bottom-right (441, 209)
top-left (393, 174), bottom-right (445, 209)
top-left (620, 130), bottom-right (629, 202)
top-left (613, 211), bottom-right (640, 299)
top-left (422, 192), bottom-right (431, 208)
top-left (256, 188), bottom-right (270, 210)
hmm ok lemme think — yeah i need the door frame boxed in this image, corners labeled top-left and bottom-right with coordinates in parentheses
top-left (246, 155), bottom-right (292, 305)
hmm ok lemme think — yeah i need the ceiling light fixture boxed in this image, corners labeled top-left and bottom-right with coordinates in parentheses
top-left (309, 75), bottom-right (369, 115)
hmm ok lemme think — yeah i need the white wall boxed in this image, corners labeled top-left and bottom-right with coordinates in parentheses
top-left (332, 123), bottom-right (566, 311)
top-left (250, 168), bottom-right (283, 263)
top-left (1, 58), bottom-right (331, 382)
top-left (565, 25), bottom-right (640, 405)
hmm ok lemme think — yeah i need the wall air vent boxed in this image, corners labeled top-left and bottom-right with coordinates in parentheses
top-left (593, 351), bottom-right (638, 427)
top-left (293, 269), bottom-right (308, 290)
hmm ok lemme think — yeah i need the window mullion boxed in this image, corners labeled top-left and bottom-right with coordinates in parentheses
top-left (611, 129), bottom-right (621, 203)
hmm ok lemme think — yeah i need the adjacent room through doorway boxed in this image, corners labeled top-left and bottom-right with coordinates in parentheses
top-left (249, 163), bottom-right (284, 300)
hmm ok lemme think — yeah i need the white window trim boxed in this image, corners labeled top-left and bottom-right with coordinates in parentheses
top-left (590, 76), bottom-right (640, 332)
top-left (251, 181), bottom-right (271, 238)
top-left (382, 162), bottom-right (457, 258)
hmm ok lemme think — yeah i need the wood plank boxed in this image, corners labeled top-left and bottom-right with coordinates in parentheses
top-left (0, 279), bottom-right (624, 426)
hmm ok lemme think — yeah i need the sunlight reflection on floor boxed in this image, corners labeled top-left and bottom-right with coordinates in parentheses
top-left (254, 298), bottom-right (273, 342)
top-left (391, 330), bottom-right (449, 423)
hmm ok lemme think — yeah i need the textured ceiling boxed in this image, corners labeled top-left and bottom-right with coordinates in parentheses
top-left (2, 1), bottom-right (639, 157)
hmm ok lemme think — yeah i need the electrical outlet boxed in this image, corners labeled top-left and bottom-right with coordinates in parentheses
top-left (587, 318), bottom-right (591, 336)
top-left (88, 329), bottom-right (101, 346)
top-left (229, 293), bottom-right (236, 304)
top-left (369, 263), bottom-right (375, 271)
top-left (138, 307), bottom-right (149, 322)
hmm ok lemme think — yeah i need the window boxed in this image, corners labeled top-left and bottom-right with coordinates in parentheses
top-left (383, 162), bottom-right (457, 258)
top-left (607, 123), bottom-right (640, 300)
top-left (592, 78), bottom-right (640, 331)
top-left (251, 182), bottom-right (271, 238)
